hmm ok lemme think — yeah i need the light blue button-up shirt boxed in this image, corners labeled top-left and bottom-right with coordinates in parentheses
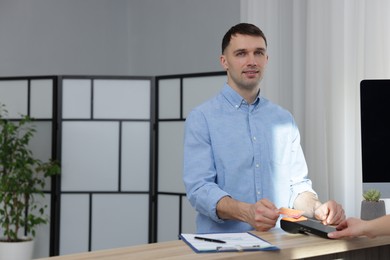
top-left (183, 83), bottom-right (315, 233)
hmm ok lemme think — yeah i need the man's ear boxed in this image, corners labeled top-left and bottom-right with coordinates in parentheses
top-left (220, 55), bottom-right (228, 71)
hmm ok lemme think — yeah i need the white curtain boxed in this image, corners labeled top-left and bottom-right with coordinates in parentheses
top-left (241, 0), bottom-right (390, 217)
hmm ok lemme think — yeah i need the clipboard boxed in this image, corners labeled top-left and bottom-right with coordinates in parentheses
top-left (179, 232), bottom-right (279, 253)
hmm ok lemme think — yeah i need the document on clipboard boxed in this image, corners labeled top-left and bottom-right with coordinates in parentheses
top-left (179, 232), bottom-right (279, 253)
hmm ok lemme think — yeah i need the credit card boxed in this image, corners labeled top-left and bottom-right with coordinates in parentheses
top-left (279, 207), bottom-right (307, 221)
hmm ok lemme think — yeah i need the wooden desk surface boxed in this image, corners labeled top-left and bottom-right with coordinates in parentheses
top-left (36, 228), bottom-right (390, 260)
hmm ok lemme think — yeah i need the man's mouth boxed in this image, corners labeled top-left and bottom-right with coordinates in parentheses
top-left (243, 70), bottom-right (258, 77)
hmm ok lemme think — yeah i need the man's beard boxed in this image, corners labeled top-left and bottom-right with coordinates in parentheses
top-left (237, 75), bottom-right (262, 91)
top-left (238, 81), bottom-right (259, 91)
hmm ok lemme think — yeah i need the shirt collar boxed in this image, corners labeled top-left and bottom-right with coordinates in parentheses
top-left (222, 83), bottom-right (261, 110)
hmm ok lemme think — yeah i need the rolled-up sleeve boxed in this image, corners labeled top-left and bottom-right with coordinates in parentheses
top-left (288, 120), bottom-right (316, 208)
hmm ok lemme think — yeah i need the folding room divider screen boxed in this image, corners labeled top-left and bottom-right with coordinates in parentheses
top-left (0, 71), bottom-right (226, 258)
top-left (155, 72), bottom-right (226, 242)
top-left (0, 76), bottom-right (57, 258)
top-left (58, 76), bottom-right (154, 255)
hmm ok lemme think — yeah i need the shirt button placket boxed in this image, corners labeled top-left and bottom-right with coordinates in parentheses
top-left (252, 134), bottom-right (262, 200)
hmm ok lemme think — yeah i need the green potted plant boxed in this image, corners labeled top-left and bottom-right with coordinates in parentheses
top-left (361, 189), bottom-right (386, 220)
top-left (0, 104), bottom-right (60, 260)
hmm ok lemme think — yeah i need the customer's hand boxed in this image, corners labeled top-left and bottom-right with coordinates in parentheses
top-left (328, 218), bottom-right (367, 239)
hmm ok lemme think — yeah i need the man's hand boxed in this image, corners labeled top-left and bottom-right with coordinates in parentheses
top-left (216, 196), bottom-right (279, 231)
top-left (314, 200), bottom-right (345, 225)
top-left (246, 198), bottom-right (280, 231)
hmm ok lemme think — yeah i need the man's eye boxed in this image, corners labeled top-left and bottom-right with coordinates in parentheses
top-left (236, 52), bottom-right (246, 56)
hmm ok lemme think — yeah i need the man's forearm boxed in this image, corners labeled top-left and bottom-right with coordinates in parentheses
top-left (293, 191), bottom-right (322, 218)
top-left (216, 196), bottom-right (251, 222)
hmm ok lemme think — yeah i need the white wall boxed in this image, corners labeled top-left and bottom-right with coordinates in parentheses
top-left (0, 0), bottom-right (130, 76)
top-left (0, 0), bottom-right (240, 77)
top-left (126, 0), bottom-right (240, 75)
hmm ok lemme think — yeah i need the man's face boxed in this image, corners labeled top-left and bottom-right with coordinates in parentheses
top-left (220, 34), bottom-right (268, 92)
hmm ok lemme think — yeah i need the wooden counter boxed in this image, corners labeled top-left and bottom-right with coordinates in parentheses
top-left (36, 228), bottom-right (390, 259)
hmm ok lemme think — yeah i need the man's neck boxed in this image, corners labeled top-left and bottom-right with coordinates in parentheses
top-left (230, 84), bottom-right (260, 104)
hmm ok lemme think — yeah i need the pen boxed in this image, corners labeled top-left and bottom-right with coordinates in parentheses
top-left (194, 236), bottom-right (226, 244)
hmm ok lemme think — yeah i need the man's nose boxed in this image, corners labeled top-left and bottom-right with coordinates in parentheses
top-left (247, 54), bottom-right (257, 66)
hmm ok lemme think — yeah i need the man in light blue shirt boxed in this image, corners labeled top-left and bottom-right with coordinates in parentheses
top-left (183, 23), bottom-right (345, 234)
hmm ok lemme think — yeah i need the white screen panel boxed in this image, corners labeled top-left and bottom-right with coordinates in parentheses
top-left (29, 121), bottom-right (52, 162)
top-left (121, 122), bottom-right (150, 191)
top-left (60, 194), bottom-right (89, 255)
top-left (157, 195), bottom-right (179, 242)
top-left (31, 194), bottom-right (51, 259)
top-left (158, 79), bottom-right (181, 119)
top-left (61, 121), bottom-right (119, 191)
top-left (182, 75), bottom-right (225, 118)
top-left (30, 79), bottom-right (53, 118)
top-left (91, 194), bottom-right (149, 250)
top-left (28, 121), bottom-right (53, 191)
top-left (158, 122), bottom-right (185, 193)
top-left (93, 79), bottom-right (150, 119)
top-left (62, 79), bottom-right (91, 119)
top-left (0, 80), bottom-right (28, 117)
top-left (181, 197), bottom-right (197, 234)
